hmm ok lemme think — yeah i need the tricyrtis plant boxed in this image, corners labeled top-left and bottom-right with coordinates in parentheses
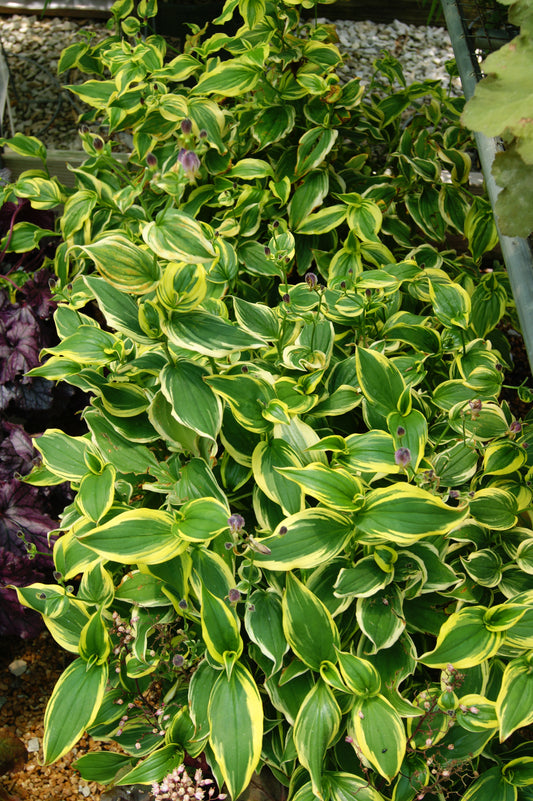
top-left (3, 0), bottom-right (533, 799)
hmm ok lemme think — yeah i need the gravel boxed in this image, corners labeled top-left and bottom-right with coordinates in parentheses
top-left (0, 12), bottom-right (461, 152)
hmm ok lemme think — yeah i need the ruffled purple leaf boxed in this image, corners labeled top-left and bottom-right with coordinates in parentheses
top-left (22, 268), bottom-right (56, 319)
top-left (16, 377), bottom-right (54, 412)
top-left (0, 296), bottom-right (41, 383)
top-left (0, 420), bottom-right (36, 479)
top-left (0, 547), bottom-right (48, 638)
top-left (0, 479), bottom-right (56, 558)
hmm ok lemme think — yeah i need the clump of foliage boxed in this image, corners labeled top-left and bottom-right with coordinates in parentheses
top-left (1, 0), bottom-right (533, 798)
top-left (462, 0), bottom-right (533, 237)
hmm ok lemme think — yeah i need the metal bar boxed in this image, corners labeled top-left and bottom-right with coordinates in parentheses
top-left (441, 0), bottom-right (533, 375)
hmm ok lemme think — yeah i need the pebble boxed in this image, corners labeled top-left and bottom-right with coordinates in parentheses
top-left (27, 738), bottom-right (40, 753)
top-left (7, 659), bottom-right (27, 677)
top-left (0, 12), bottom-right (461, 152)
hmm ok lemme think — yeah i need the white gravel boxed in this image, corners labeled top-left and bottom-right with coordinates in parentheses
top-left (0, 13), bottom-right (461, 151)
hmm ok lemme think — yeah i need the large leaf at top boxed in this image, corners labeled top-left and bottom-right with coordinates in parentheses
top-left (492, 147), bottom-right (533, 237)
top-left (462, 33), bottom-right (533, 147)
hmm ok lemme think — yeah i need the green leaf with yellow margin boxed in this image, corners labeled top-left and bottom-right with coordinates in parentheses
top-left (142, 209), bottom-right (215, 263)
top-left (355, 483), bottom-right (467, 546)
top-left (294, 679), bottom-right (342, 799)
top-left (419, 606), bottom-right (505, 669)
top-left (78, 509), bottom-right (184, 564)
top-left (115, 744), bottom-right (184, 786)
top-left (348, 694), bottom-right (406, 782)
top-left (252, 508), bottom-right (353, 570)
top-left (208, 661), bottom-right (263, 800)
top-left (76, 234), bottom-right (160, 294)
top-left (461, 766), bottom-right (516, 801)
top-left (200, 586), bottom-right (243, 665)
top-left (356, 347), bottom-right (406, 418)
top-left (278, 462), bottom-right (364, 511)
top-left (282, 573), bottom-right (340, 671)
top-left (43, 658), bottom-right (108, 762)
top-left (496, 656), bottom-right (533, 741)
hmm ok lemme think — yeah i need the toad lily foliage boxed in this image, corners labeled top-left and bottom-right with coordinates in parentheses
top-left (3, 0), bottom-right (533, 798)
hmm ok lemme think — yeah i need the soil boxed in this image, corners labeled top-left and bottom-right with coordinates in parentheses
top-left (0, 630), bottom-right (112, 801)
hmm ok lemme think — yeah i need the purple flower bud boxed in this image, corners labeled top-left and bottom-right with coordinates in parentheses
top-left (510, 420), bottom-right (522, 434)
top-left (199, 129), bottom-right (208, 138)
top-left (79, 124), bottom-right (89, 134)
top-left (272, 220), bottom-right (279, 229)
top-left (224, 541), bottom-right (234, 550)
top-left (340, 281), bottom-right (346, 289)
top-left (282, 293), bottom-right (290, 304)
top-left (396, 425), bottom-right (406, 437)
top-left (93, 137), bottom-right (104, 151)
top-left (172, 654), bottom-right (185, 668)
top-left (180, 118), bottom-right (193, 134)
top-left (53, 571), bottom-right (62, 581)
top-left (241, 365), bottom-right (249, 373)
top-left (264, 246), bottom-right (271, 256)
top-left (305, 272), bottom-right (318, 290)
top-left (448, 489), bottom-right (460, 499)
top-left (176, 148), bottom-right (201, 179)
top-left (395, 447), bottom-right (412, 468)
top-left (178, 599), bottom-right (188, 610)
top-left (228, 588), bottom-right (241, 603)
top-left (469, 399), bottom-right (482, 411)
top-left (146, 152), bottom-right (157, 168)
top-left (228, 514), bottom-right (246, 534)
top-left (279, 526), bottom-right (288, 536)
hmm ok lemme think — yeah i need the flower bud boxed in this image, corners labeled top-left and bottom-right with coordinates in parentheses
top-left (394, 447), bottom-right (411, 468)
top-left (228, 514), bottom-right (246, 534)
top-left (180, 118), bottom-right (193, 134)
top-left (305, 272), bottom-right (318, 290)
top-left (176, 148), bottom-right (201, 180)
top-left (146, 152), bottom-right (157, 168)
